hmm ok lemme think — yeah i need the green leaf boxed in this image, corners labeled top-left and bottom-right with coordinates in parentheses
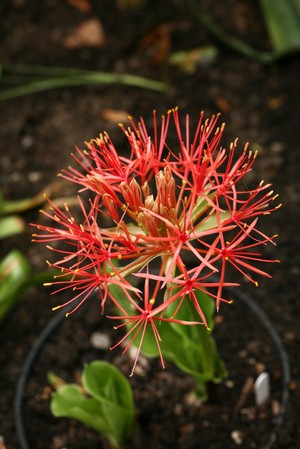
top-left (51, 384), bottom-right (109, 436)
top-left (83, 361), bottom-right (134, 412)
top-left (0, 251), bottom-right (30, 321)
top-left (109, 284), bottom-right (227, 401)
top-left (193, 210), bottom-right (231, 233)
top-left (83, 361), bottom-right (135, 445)
top-left (1, 195), bottom-right (45, 214)
top-left (50, 361), bottom-right (136, 449)
top-left (0, 64), bottom-right (167, 102)
top-left (169, 46), bottom-right (218, 73)
top-left (260, 0), bottom-right (300, 53)
top-left (0, 215), bottom-right (25, 239)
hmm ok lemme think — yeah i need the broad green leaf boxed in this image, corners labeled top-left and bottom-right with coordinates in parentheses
top-left (51, 384), bottom-right (108, 436)
top-left (50, 361), bottom-right (136, 449)
top-left (0, 215), bottom-right (25, 239)
top-left (109, 284), bottom-right (227, 400)
top-left (0, 251), bottom-right (30, 321)
top-left (82, 361), bottom-right (135, 445)
top-left (260, 0), bottom-right (300, 53)
top-left (83, 361), bottom-right (134, 412)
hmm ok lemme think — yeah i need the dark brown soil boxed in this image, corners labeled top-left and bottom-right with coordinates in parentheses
top-left (1, 1), bottom-right (299, 448)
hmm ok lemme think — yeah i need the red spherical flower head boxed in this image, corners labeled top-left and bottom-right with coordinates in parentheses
top-left (32, 108), bottom-right (280, 373)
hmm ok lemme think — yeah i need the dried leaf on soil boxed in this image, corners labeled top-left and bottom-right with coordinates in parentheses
top-left (139, 23), bottom-right (173, 65)
top-left (63, 18), bottom-right (105, 49)
top-left (66, 0), bottom-right (92, 13)
top-left (100, 109), bottom-right (131, 124)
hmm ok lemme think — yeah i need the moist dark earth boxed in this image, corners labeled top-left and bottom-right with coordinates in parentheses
top-left (0, 1), bottom-right (300, 448)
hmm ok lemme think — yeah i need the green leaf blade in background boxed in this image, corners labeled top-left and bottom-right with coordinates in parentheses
top-left (0, 250), bottom-right (30, 322)
top-left (0, 216), bottom-right (25, 239)
top-left (260, 0), bottom-right (300, 53)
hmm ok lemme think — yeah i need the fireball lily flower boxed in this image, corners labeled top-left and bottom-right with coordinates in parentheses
top-left (108, 275), bottom-right (201, 376)
top-left (32, 108), bottom-right (280, 372)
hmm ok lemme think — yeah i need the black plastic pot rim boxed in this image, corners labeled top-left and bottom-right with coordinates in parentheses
top-left (14, 287), bottom-right (291, 449)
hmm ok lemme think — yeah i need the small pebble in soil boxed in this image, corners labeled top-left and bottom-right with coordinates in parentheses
top-left (239, 407), bottom-right (256, 421)
top-left (231, 430), bottom-right (244, 445)
top-left (225, 379), bottom-right (235, 388)
top-left (272, 399), bottom-right (281, 417)
top-left (127, 346), bottom-right (149, 375)
top-left (184, 390), bottom-right (201, 407)
top-left (174, 402), bottom-right (183, 415)
top-left (255, 372), bottom-right (270, 407)
top-left (21, 135), bottom-right (34, 149)
top-left (28, 171), bottom-right (43, 183)
top-left (238, 349), bottom-right (248, 359)
top-left (89, 331), bottom-right (111, 349)
top-left (255, 362), bottom-right (266, 374)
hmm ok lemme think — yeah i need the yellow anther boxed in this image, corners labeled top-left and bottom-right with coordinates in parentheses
top-left (52, 305), bottom-right (61, 311)
top-left (149, 298), bottom-right (155, 305)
